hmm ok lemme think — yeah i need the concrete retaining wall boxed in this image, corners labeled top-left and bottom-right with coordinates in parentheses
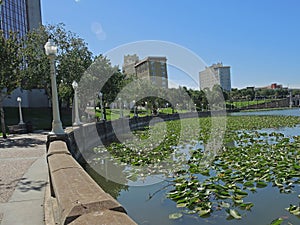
top-left (47, 140), bottom-right (137, 225)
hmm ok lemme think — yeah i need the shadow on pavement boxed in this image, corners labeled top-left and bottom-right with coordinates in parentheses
top-left (0, 178), bottom-right (47, 193)
top-left (17, 178), bottom-right (48, 192)
top-left (0, 138), bottom-right (45, 149)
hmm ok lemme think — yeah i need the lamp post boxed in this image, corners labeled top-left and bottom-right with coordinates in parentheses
top-left (16, 97), bottom-right (24, 125)
top-left (72, 81), bottom-right (82, 125)
top-left (98, 92), bottom-right (105, 120)
top-left (44, 39), bottom-right (65, 134)
top-left (133, 100), bottom-right (138, 117)
top-left (118, 97), bottom-right (123, 118)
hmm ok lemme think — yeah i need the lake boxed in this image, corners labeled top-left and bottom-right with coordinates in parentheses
top-left (85, 108), bottom-right (300, 225)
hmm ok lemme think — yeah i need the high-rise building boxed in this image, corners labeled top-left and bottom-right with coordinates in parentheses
top-left (135, 56), bottom-right (168, 88)
top-left (199, 63), bottom-right (231, 91)
top-left (1, 0), bottom-right (46, 108)
top-left (122, 54), bottom-right (139, 76)
top-left (0, 0), bottom-right (42, 38)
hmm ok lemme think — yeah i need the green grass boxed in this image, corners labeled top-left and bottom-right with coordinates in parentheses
top-left (228, 99), bottom-right (279, 108)
top-left (0, 107), bottom-right (72, 134)
top-left (94, 107), bottom-right (190, 121)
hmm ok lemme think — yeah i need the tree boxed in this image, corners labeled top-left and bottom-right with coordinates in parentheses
top-left (0, 30), bottom-right (23, 138)
top-left (21, 23), bottom-right (93, 107)
top-left (78, 55), bottom-right (121, 108)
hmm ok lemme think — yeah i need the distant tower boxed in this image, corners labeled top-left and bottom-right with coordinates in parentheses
top-left (199, 62), bottom-right (231, 91)
top-left (122, 54), bottom-right (139, 76)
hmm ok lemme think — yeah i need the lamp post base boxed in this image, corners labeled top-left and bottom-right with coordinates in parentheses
top-left (73, 121), bottom-right (83, 126)
top-left (50, 120), bottom-right (65, 135)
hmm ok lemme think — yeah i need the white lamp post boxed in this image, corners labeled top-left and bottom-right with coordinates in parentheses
top-left (145, 101), bottom-right (148, 115)
top-left (72, 81), bottom-right (82, 125)
top-left (118, 97), bottom-right (123, 118)
top-left (132, 100), bottom-right (138, 117)
top-left (44, 39), bottom-right (65, 134)
top-left (98, 92), bottom-right (105, 120)
top-left (16, 97), bottom-right (25, 125)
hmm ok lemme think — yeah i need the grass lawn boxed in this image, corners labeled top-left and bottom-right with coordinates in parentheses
top-left (228, 99), bottom-right (280, 108)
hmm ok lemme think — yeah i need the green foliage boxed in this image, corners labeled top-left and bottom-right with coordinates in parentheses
top-left (22, 23), bottom-right (93, 106)
top-left (0, 30), bottom-right (23, 138)
top-left (0, 30), bottom-right (23, 98)
top-left (78, 55), bottom-right (120, 108)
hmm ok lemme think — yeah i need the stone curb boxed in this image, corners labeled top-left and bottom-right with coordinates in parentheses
top-left (47, 140), bottom-right (137, 225)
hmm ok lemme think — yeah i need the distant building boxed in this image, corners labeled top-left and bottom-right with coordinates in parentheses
top-left (199, 62), bottom-right (231, 91)
top-left (270, 83), bottom-right (283, 89)
top-left (122, 54), bottom-right (139, 76)
top-left (134, 56), bottom-right (168, 88)
top-left (256, 83), bottom-right (284, 90)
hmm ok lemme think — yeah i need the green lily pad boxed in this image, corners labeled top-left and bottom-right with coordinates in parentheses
top-left (198, 208), bottom-right (211, 217)
top-left (256, 181), bottom-right (268, 188)
top-left (169, 212), bottom-right (183, 220)
top-left (176, 203), bottom-right (187, 208)
top-left (239, 202), bottom-right (254, 210)
top-left (270, 217), bottom-right (283, 225)
top-left (228, 209), bottom-right (242, 219)
top-left (219, 201), bottom-right (230, 208)
top-left (286, 204), bottom-right (300, 216)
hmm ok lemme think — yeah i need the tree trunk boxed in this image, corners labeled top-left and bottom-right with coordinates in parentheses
top-left (0, 102), bottom-right (7, 139)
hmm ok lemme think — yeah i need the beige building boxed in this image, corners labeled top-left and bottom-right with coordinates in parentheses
top-left (122, 54), bottom-right (139, 76)
top-left (199, 62), bottom-right (231, 91)
top-left (134, 56), bottom-right (168, 88)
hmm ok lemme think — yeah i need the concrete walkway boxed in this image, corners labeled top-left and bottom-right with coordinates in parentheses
top-left (0, 132), bottom-right (48, 225)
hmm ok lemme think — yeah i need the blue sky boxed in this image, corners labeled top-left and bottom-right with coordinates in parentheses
top-left (41, 0), bottom-right (300, 89)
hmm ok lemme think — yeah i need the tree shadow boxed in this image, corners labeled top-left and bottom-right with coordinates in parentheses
top-left (16, 177), bottom-right (48, 192)
top-left (0, 178), bottom-right (47, 193)
top-left (0, 137), bottom-right (45, 148)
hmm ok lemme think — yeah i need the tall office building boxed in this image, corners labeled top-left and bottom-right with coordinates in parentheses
top-left (1, 0), bottom-right (46, 108)
top-left (135, 56), bottom-right (168, 88)
top-left (0, 0), bottom-right (42, 38)
top-left (199, 62), bottom-right (231, 91)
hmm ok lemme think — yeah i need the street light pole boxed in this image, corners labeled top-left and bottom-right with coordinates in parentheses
top-left (118, 97), bottom-right (123, 118)
top-left (98, 92), bottom-right (105, 120)
top-left (132, 100), bottom-right (138, 117)
top-left (72, 81), bottom-right (82, 126)
top-left (44, 39), bottom-right (65, 135)
top-left (17, 97), bottom-right (24, 125)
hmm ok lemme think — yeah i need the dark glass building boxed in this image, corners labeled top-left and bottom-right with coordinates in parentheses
top-left (0, 0), bottom-right (42, 38)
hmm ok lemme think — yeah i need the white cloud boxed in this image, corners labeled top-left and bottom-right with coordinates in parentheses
top-left (91, 22), bottom-right (106, 40)
top-left (75, 0), bottom-right (80, 3)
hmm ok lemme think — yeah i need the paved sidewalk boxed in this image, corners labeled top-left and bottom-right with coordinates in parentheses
top-left (0, 132), bottom-right (48, 225)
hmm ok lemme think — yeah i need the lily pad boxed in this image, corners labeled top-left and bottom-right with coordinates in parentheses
top-left (176, 203), bottom-right (187, 208)
top-left (256, 181), bottom-right (268, 188)
top-left (270, 217), bottom-right (283, 225)
top-left (228, 209), bottom-right (242, 219)
top-left (286, 204), bottom-right (300, 216)
top-left (168, 212), bottom-right (183, 220)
